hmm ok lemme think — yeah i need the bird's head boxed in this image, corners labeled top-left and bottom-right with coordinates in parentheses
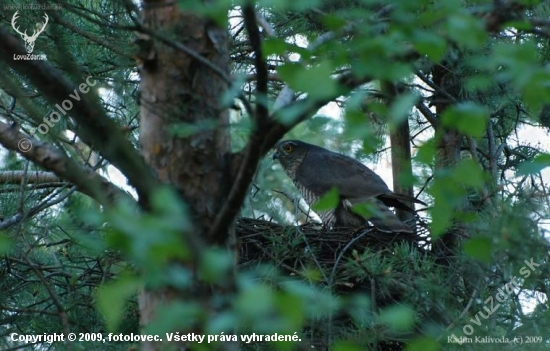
top-left (272, 140), bottom-right (310, 170)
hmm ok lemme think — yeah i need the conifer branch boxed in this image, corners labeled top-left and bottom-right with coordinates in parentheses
top-left (0, 120), bottom-right (129, 205)
top-left (0, 27), bottom-right (158, 205)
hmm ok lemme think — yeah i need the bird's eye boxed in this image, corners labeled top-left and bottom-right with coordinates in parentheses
top-left (283, 144), bottom-right (293, 152)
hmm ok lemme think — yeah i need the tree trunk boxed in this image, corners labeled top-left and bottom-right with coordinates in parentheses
top-left (431, 63), bottom-right (465, 259)
top-left (390, 119), bottom-right (414, 220)
top-left (381, 82), bottom-right (415, 222)
top-left (138, 1), bottom-right (231, 350)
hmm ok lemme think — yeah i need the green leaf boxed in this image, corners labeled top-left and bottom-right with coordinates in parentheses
top-left (464, 237), bottom-right (492, 262)
top-left (522, 70), bottom-right (550, 111)
top-left (465, 74), bottom-right (493, 92)
top-left (322, 14), bottom-right (347, 31)
top-left (282, 280), bottom-right (340, 319)
top-left (258, 0), bottom-right (321, 11)
top-left (176, 0), bottom-right (231, 27)
top-left (429, 203), bottom-right (453, 239)
top-left (262, 38), bottom-right (289, 56)
top-left (333, 341), bottom-right (364, 351)
top-left (345, 90), bottom-right (369, 111)
top-left (308, 116), bottom-right (331, 131)
top-left (262, 40), bottom-right (311, 60)
top-left (350, 201), bottom-right (377, 218)
top-left (377, 304), bottom-right (415, 331)
top-left (163, 265), bottom-right (193, 289)
top-left (427, 168), bottom-right (470, 237)
top-left (0, 235), bottom-right (13, 255)
top-left (412, 30), bottom-right (447, 62)
top-left (150, 187), bottom-right (190, 224)
top-left (343, 109), bottom-right (380, 146)
top-left (427, 159), bottom-right (486, 237)
top-left (312, 187), bottom-right (339, 212)
top-left (406, 336), bottom-right (440, 351)
top-left (145, 301), bottom-right (203, 335)
top-left (106, 188), bottom-right (192, 269)
top-left (444, 13), bottom-right (487, 48)
top-left (278, 61), bottom-right (339, 100)
top-left (451, 159), bottom-right (485, 188)
top-left (492, 41), bottom-right (538, 77)
top-left (415, 138), bottom-right (436, 165)
top-left (361, 135), bottom-right (384, 155)
top-left (96, 276), bottom-right (141, 331)
top-left (199, 247), bottom-right (234, 283)
top-left (517, 153), bottom-right (550, 175)
top-left (274, 99), bottom-right (312, 125)
top-left (300, 267), bottom-right (323, 281)
top-left (389, 92), bottom-right (420, 124)
top-left (236, 283), bottom-right (275, 320)
top-left (441, 102), bottom-right (489, 137)
top-left (206, 311), bottom-right (239, 334)
top-left (170, 119), bottom-right (217, 138)
top-left (346, 294), bottom-right (371, 328)
top-left (275, 291), bottom-right (305, 331)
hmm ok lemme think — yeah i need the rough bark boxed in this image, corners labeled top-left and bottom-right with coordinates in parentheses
top-left (381, 82), bottom-right (415, 222)
top-left (390, 120), bottom-right (414, 219)
top-left (138, 1), bottom-right (231, 350)
top-left (431, 63), bottom-right (465, 258)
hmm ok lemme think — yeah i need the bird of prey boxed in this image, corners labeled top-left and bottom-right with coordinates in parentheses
top-left (272, 140), bottom-right (425, 233)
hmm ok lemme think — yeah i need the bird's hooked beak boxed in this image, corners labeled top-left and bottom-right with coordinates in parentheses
top-left (272, 150), bottom-right (280, 160)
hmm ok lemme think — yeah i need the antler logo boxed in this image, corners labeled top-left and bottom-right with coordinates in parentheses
top-left (11, 11), bottom-right (49, 54)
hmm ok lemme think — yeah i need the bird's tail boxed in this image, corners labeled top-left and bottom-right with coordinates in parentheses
top-left (376, 193), bottom-right (426, 213)
top-left (345, 198), bottom-right (414, 233)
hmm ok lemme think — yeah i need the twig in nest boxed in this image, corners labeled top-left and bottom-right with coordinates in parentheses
top-left (328, 227), bottom-right (375, 289)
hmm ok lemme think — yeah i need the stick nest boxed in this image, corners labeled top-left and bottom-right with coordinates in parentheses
top-left (237, 217), bottom-right (431, 286)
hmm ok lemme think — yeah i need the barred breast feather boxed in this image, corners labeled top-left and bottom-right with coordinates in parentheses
top-left (294, 180), bottom-right (337, 227)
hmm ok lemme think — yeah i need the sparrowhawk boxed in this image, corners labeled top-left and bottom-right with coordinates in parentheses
top-left (273, 140), bottom-right (425, 233)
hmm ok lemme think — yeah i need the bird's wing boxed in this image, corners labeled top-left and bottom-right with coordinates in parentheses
top-left (296, 149), bottom-right (392, 199)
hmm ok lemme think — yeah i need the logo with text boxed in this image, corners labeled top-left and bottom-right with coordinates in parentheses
top-left (11, 11), bottom-right (48, 60)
